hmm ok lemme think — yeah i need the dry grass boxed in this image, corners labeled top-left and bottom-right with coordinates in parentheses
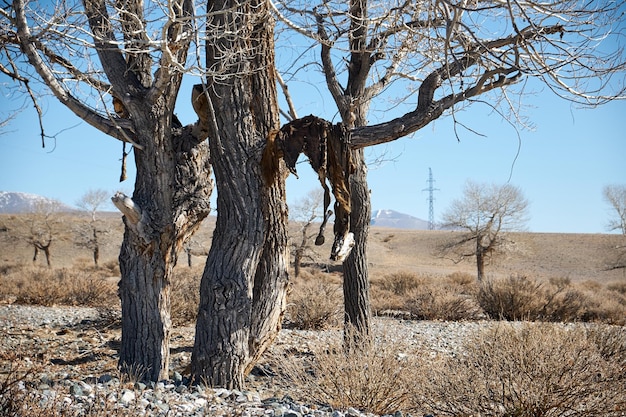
top-left (419, 323), bottom-right (626, 416)
top-left (367, 270), bottom-right (625, 324)
top-left (478, 274), bottom-right (626, 324)
top-left (170, 266), bottom-right (202, 326)
top-left (0, 263), bottom-right (117, 307)
top-left (275, 328), bottom-right (415, 415)
top-left (276, 322), bottom-right (626, 416)
top-left (285, 269), bottom-right (342, 330)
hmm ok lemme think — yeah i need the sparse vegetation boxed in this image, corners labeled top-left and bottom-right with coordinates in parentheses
top-left (1, 213), bottom-right (625, 414)
top-left (420, 323), bottom-right (626, 416)
top-left (286, 270), bottom-right (342, 330)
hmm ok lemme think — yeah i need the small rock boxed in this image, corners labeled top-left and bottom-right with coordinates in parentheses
top-left (347, 408), bottom-right (362, 417)
top-left (120, 389), bottom-right (135, 405)
top-left (98, 374), bottom-right (114, 384)
top-left (173, 371), bottom-right (183, 384)
top-left (69, 383), bottom-right (84, 397)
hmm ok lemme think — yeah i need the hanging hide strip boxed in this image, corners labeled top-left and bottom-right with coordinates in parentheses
top-left (262, 115), bottom-right (355, 261)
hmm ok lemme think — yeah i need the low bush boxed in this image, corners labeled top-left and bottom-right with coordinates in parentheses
top-left (0, 266), bottom-right (117, 307)
top-left (372, 271), bottom-right (483, 320)
top-left (170, 266), bottom-right (202, 326)
top-left (286, 271), bottom-right (342, 330)
top-left (478, 275), bottom-right (626, 324)
top-left (277, 329), bottom-right (415, 415)
top-left (420, 323), bottom-right (626, 416)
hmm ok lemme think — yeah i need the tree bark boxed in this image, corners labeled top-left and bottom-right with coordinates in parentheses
top-left (476, 241), bottom-right (485, 282)
top-left (116, 123), bottom-right (211, 381)
top-left (192, 0), bottom-right (286, 389)
top-left (342, 149), bottom-right (372, 338)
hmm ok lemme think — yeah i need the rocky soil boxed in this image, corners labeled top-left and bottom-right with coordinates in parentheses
top-left (0, 304), bottom-right (496, 416)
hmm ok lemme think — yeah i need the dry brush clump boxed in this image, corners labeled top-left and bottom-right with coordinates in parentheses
top-left (478, 275), bottom-right (626, 324)
top-left (0, 264), bottom-right (117, 307)
top-left (285, 268), bottom-right (342, 330)
top-left (275, 328), bottom-right (416, 415)
top-left (419, 323), bottom-right (626, 417)
top-left (170, 265), bottom-right (202, 326)
top-left (371, 271), bottom-right (483, 321)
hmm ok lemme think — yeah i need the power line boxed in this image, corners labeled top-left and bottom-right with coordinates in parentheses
top-left (422, 167), bottom-right (440, 230)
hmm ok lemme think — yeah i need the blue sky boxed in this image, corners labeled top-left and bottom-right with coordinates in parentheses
top-left (1, 72), bottom-right (625, 234)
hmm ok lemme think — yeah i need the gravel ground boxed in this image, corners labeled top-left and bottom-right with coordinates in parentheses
top-left (0, 304), bottom-right (493, 416)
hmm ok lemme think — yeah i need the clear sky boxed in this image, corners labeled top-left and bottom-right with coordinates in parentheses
top-left (1, 70), bottom-right (625, 234)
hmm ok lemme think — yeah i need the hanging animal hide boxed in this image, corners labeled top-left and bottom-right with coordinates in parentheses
top-left (262, 115), bottom-right (355, 261)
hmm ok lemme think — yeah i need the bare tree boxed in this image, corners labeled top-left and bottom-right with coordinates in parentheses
top-left (74, 189), bottom-right (110, 266)
top-left (291, 189), bottom-right (326, 277)
top-left (603, 185), bottom-right (626, 235)
top-left (2, 0), bottom-right (212, 381)
top-left (439, 181), bottom-right (529, 281)
top-left (267, 0), bottom-right (626, 337)
top-left (4, 199), bottom-right (65, 268)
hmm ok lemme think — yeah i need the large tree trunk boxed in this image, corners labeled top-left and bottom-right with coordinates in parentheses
top-left (192, 0), bottom-right (287, 389)
top-left (117, 121), bottom-right (211, 382)
top-left (342, 149), bottom-right (372, 338)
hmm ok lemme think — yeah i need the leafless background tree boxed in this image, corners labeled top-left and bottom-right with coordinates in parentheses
top-left (3, 199), bottom-right (65, 268)
top-left (290, 188), bottom-right (326, 277)
top-left (74, 189), bottom-right (110, 266)
top-left (603, 184), bottom-right (626, 235)
top-left (439, 181), bottom-right (529, 281)
top-left (602, 184), bottom-right (626, 272)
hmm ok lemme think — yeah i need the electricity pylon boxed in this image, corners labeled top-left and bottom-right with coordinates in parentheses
top-left (422, 167), bottom-right (440, 230)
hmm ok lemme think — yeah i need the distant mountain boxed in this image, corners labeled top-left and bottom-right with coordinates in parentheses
top-left (0, 191), bottom-right (73, 214)
top-left (371, 209), bottom-right (430, 230)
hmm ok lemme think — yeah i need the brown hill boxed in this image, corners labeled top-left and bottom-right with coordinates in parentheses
top-left (0, 213), bottom-right (624, 283)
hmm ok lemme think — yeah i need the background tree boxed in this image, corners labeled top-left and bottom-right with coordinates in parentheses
top-left (4, 199), bottom-right (65, 268)
top-left (439, 181), bottom-right (529, 281)
top-left (3, 0), bottom-right (212, 381)
top-left (603, 185), bottom-right (626, 235)
top-left (290, 188), bottom-right (326, 277)
top-left (602, 184), bottom-right (626, 273)
top-left (75, 189), bottom-right (110, 266)
top-left (271, 0), bottom-right (626, 337)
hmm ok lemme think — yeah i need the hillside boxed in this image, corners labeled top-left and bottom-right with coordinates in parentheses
top-left (1, 212), bottom-right (624, 284)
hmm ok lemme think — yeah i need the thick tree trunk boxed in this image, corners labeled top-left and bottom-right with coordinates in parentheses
top-left (118, 233), bottom-right (172, 381)
top-left (192, 0), bottom-right (286, 389)
top-left (117, 121), bottom-right (211, 382)
top-left (342, 149), bottom-right (372, 338)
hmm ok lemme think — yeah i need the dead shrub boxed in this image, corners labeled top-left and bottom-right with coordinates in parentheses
top-left (420, 323), bottom-right (626, 416)
top-left (376, 271), bottom-right (422, 295)
top-left (286, 277), bottom-right (342, 330)
top-left (170, 266), bottom-right (202, 326)
top-left (1, 266), bottom-right (117, 307)
top-left (276, 329), bottom-right (415, 415)
top-left (477, 275), bottom-right (544, 320)
top-left (0, 352), bottom-right (39, 417)
top-left (477, 275), bottom-right (626, 324)
top-left (607, 280), bottom-right (626, 295)
top-left (445, 271), bottom-right (475, 286)
top-left (372, 272), bottom-right (483, 320)
top-left (405, 286), bottom-right (483, 321)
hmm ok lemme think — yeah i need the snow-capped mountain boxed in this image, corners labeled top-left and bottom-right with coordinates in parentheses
top-left (0, 191), bottom-right (72, 213)
top-left (371, 209), bottom-right (430, 230)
